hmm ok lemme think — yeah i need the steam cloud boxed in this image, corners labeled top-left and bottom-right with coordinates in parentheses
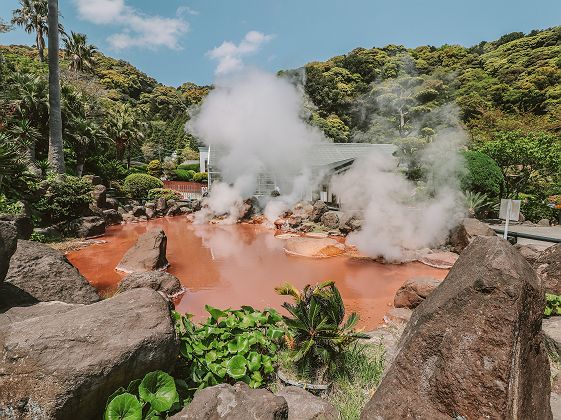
top-left (187, 69), bottom-right (326, 224)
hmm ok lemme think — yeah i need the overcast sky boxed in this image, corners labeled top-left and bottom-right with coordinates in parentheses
top-left (1, 0), bottom-right (560, 86)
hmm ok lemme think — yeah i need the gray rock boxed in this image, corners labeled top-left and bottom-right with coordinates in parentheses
top-left (68, 216), bottom-right (106, 238)
top-left (105, 197), bottom-right (119, 210)
top-left (320, 211), bottom-right (343, 230)
top-left (103, 209), bottom-right (123, 225)
top-left (116, 229), bottom-right (169, 273)
top-left (0, 222), bottom-right (17, 282)
top-left (515, 243), bottom-right (545, 265)
top-left (543, 317), bottom-right (561, 356)
top-left (81, 174), bottom-right (102, 185)
top-left (5, 240), bottom-right (100, 305)
top-left (117, 206), bottom-right (126, 214)
top-left (552, 393), bottom-right (561, 420)
top-left (170, 382), bottom-right (288, 420)
top-left (123, 204), bottom-right (133, 212)
top-left (539, 218), bottom-right (551, 227)
top-left (0, 289), bottom-right (178, 420)
top-left (448, 218), bottom-right (496, 253)
top-left (132, 205), bottom-right (146, 217)
top-left (362, 236), bottom-right (552, 419)
top-left (156, 197), bottom-right (167, 213)
top-left (167, 205), bottom-right (182, 217)
top-left (145, 202), bottom-right (156, 209)
top-left (276, 386), bottom-right (338, 420)
top-left (117, 271), bottom-right (183, 298)
top-left (393, 276), bottom-right (441, 309)
top-left (535, 244), bottom-right (561, 295)
top-left (0, 213), bottom-right (33, 240)
top-left (146, 207), bottom-right (155, 219)
top-left (310, 200), bottom-right (328, 223)
top-left (91, 184), bottom-right (107, 208)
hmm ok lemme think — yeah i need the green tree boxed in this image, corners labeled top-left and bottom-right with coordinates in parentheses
top-left (63, 32), bottom-right (97, 73)
top-left (12, 0), bottom-right (48, 62)
top-left (47, 0), bottom-right (65, 173)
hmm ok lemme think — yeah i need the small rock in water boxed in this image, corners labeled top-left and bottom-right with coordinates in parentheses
top-left (116, 229), bottom-right (169, 273)
top-left (284, 237), bottom-right (345, 258)
top-left (419, 251), bottom-right (459, 269)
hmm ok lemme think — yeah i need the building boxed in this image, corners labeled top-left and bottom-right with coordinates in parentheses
top-left (199, 143), bottom-right (397, 206)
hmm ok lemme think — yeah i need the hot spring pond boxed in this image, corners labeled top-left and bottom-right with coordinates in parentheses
top-left (67, 218), bottom-right (448, 330)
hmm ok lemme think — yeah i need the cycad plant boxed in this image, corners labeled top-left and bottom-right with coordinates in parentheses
top-left (275, 281), bottom-right (368, 382)
top-left (464, 190), bottom-right (498, 218)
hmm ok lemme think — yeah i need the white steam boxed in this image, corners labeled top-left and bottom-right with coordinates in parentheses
top-left (187, 69), bottom-right (326, 223)
top-left (331, 128), bottom-right (466, 262)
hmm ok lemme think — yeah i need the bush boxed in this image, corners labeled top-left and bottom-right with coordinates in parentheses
top-left (461, 151), bottom-right (504, 197)
top-left (34, 175), bottom-right (92, 225)
top-left (148, 188), bottom-right (182, 201)
top-left (85, 157), bottom-right (128, 183)
top-left (173, 305), bottom-right (284, 390)
top-left (173, 169), bottom-right (196, 182)
top-left (519, 193), bottom-right (557, 223)
top-left (545, 294), bottom-right (561, 317)
top-left (147, 160), bottom-right (162, 177)
top-left (123, 174), bottom-right (163, 199)
top-left (192, 172), bottom-right (208, 183)
top-left (177, 163), bottom-right (199, 172)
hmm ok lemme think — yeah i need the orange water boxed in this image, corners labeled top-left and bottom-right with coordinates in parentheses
top-left (67, 218), bottom-right (448, 329)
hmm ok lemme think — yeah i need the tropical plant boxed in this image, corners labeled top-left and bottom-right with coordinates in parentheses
top-left (65, 116), bottom-right (108, 177)
top-left (122, 173), bottom-right (163, 199)
top-left (173, 305), bottom-right (284, 391)
top-left (11, 0), bottom-right (48, 62)
top-left (0, 133), bottom-right (35, 198)
top-left (104, 370), bottom-right (180, 420)
top-left (275, 281), bottom-right (368, 381)
top-left (63, 31), bottom-right (97, 73)
top-left (463, 190), bottom-right (497, 219)
top-left (47, 0), bottom-right (65, 174)
top-left (105, 103), bottom-right (146, 167)
top-left (545, 294), bottom-right (561, 317)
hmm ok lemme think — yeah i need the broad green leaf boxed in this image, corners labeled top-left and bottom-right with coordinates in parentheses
top-left (226, 355), bottom-right (247, 379)
top-left (205, 350), bottom-right (218, 364)
top-left (104, 393), bottom-right (142, 420)
top-left (105, 387), bottom-right (126, 408)
top-left (247, 351), bottom-right (262, 372)
top-left (138, 371), bottom-right (179, 413)
top-left (266, 328), bottom-right (284, 340)
top-left (205, 305), bottom-right (227, 321)
top-left (126, 379), bottom-right (141, 396)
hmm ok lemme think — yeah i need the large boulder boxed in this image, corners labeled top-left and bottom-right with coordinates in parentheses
top-left (320, 211), bottom-right (342, 230)
top-left (362, 236), bottom-right (552, 419)
top-left (170, 382), bottom-right (288, 419)
top-left (116, 229), bottom-right (169, 273)
top-left (310, 200), bottom-right (328, 223)
top-left (0, 222), bottom-right (17, 282)
top-left (67, 216), bottom-right (106, 238)
top-left (132, 205), bottom-right (146, 217)
top-left (534, 244), bottom-right (561, 294)
top-left (543, 316), bottom-right (561, 356)
top-left (105, 197), bottom-right (119, 210)
top-left (276, 386), bottom-right (338, 420)
top-left (0, 213), bottom-right (33, 240)
top-left (448, 218), bottom-right (496, 253)
top-left (393, 276), bottom-right (441, 309)
top-left (103, 208), bottom-right (123, 225)
top-left (5, 240), bottom-right (100, 305)
top-left (117, 271), bottom-right (183, 298)
top-left (91, 184), bottom-right (107, 208)
top-left (0, 289), bottom-right (178, 419)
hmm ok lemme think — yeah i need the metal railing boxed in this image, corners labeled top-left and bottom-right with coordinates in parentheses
top-left (492, 228), bottom-right (561, 244)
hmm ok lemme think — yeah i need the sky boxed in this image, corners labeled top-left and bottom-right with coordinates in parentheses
top-left (1, 0), bottom-right (561, 87)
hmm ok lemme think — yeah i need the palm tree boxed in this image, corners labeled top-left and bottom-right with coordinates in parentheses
top-left (47, 0), bottom-right (65, 174)
top-left (106, 104), bottom-right (145, 168)
top-left (0, 18), bottom-right (11, 33)
top-left (66, 116), bottom-right (108, 177)
top-left (9, 119), bottom-right (42, 175)
top-left (12, 0), bottom-right (48, 62)
top-left (63, 32), bottom-right (97, 73)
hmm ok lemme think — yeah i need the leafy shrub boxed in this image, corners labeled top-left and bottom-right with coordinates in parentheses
top-left (104, 370), bottom-right (180, 419)
top-left (275, 281), bottom-right (368, 382)
top-left (123, 174), bottom-right (163, 199)
top-left (173, 169), bottom-right (196, 182)
top-left (519, 193), bottom-right (557, 223)
top-left (0, 194), bottom-right (23, 215)
top-left (148, 188), bottom-right (182, 201)
top-left (173, 305), bottom-right (284, 390)
top-left (182, 148), bottom-right (199, 161)
top-left (464, 190), bottom-right (498, 219)
top-left (147, 160), bottom-right (162, 177)
top-left (34, 175), bottom-right (92, 225)
top-left (192, 172), bottom-right (208, 183)
top-left (545, 294), bottom-right (561, 317)
top-left (177, 163), bottom-right (199, 172)
top-left (86, 157), bottom-right (128, 183)
top-left (461, 151), bottom-right (504, 197)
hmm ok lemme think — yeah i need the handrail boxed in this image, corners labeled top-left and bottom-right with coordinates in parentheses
top-left (492, 228), bottom-right (561, 244)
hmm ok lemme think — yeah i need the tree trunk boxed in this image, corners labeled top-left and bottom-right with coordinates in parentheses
top-left (47, 0), bottom-right (65, 174)
top-left (36, 29), bottom-right (45, 62)
top-left (25, 141), bottom-right (41, 176)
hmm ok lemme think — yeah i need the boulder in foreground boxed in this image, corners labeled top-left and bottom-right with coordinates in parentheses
top-left (170, 382), bottom-right (288, 419)
top-left (0, 288), bottom-right (178, 419)
top-left (116, 229), bottom-right (169, 273)
top-left (276, 386), bottom-right (339, 420)
top-left (5, 239), bottom-right (100, 305)
top-left (362, 236), bottom-right (552, 419)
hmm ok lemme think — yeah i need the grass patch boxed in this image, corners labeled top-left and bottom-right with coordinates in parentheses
top-left (276, 342), bottom-right (385, 420)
